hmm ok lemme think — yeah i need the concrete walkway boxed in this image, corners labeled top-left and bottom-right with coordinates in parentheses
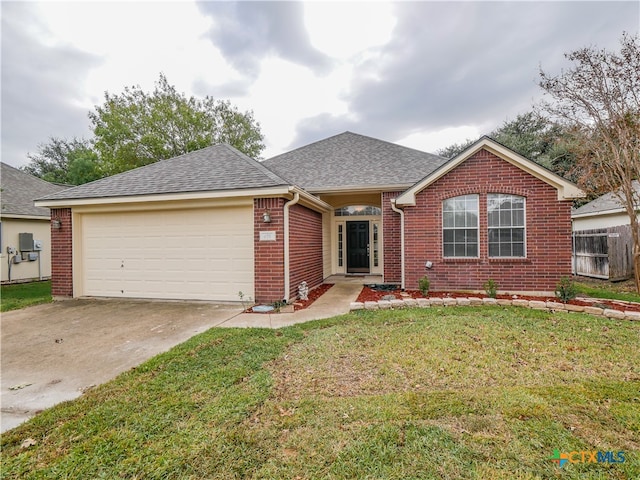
top-left (219, 281), bottom-right (364, 328)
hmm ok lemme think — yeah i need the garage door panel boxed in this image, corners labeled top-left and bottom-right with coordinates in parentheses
top-left (81, 206), bottom-right (254, 301)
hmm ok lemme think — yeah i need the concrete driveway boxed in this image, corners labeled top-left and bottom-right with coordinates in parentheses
top-left (1, 299), bottom-right (243, 432)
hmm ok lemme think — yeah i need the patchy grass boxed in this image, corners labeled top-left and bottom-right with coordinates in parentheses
top-left (1, 280), bottom-right (52, 312)
top-left (573, 276), bottom-right (640, 303)
top-left (2, 307), bottom-right (639, 479)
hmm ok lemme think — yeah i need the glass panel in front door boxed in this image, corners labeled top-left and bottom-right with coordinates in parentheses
top-left (347, 221), bottom-right (369, 273)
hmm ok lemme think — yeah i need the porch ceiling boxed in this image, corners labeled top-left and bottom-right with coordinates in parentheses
top-left (317, 191), bottom-right (383, 209)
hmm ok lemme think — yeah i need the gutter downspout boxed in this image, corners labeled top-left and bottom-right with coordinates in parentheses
top-left (283, 192), bottom-right (300, 302)
top-left (390, 199), bottom-right (405, 290)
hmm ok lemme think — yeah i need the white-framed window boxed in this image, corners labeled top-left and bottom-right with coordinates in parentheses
top-left (487, 194), bottom-right (525, 257)
top-left (443, 194), bottom-right (479, 257)
top-left (334, 205), bottom-right (381, 216)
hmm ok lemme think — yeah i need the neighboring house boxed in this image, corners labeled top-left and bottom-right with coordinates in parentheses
top-left (35, 132), bottom-right (582, 302)
top-left (571, 180), bottom-right (639, 280)
top-left (572, 180), bottom-right (640, 230)
top-left (1, 163), bottom-right (68, 283)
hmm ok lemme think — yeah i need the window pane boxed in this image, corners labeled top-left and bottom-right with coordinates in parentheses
top-left (467, 229), bottom-right (478, 242)
top-left (500, 210), bottom-right (511, 227)
top-left (467, 244), bottom-right (478, 257)
top-left (512, 228), bottom-right (524, 242)
top-left (513, 210), bottom-right (524, 226)
top-left (443, 230), bottom-right (454, 242)
top-left (455, 244), bottom-right (465, 257)
top-left (489, 243), bottom-right (499, 257)
top-left (443, 212), bottom-right (454, 227)
top-left (444, 243), bottom-right (454, 256)
top-left (444, 199), bottom-right (455, 212)
top-left (513, 243), bottom-right (524, 257)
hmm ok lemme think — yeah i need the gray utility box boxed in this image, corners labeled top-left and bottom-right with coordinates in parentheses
top-left (27, 252), bottom-right (38, 261)
top-left (19, 233), bottom-right (34, 251)
top-left (33, 239), bottom-right (43, 251)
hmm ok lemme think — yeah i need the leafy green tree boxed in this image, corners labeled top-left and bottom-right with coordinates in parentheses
top-left (539, 32), bottom-right (640, 292)
top-left (23, 137), bottom-right (102, 185)
top-left (437, 112), bottom-right (577, 179)
top-left (436, 139), bottom-right (475, 158)
top-left (89, 73), bottom-right (265, 174)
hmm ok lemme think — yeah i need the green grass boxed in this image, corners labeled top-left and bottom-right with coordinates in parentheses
top-left (0, 280), bottom-right (52, 312)
top-left (2, 307), bottom-right (639, 479)
top-left (574, 281), bottom-right (640, 303)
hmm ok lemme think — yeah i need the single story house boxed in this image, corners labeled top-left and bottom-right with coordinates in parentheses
top-left (36, 132), bottom-right (582, 303)
top-left (1, 162), bottom-right (67, 283)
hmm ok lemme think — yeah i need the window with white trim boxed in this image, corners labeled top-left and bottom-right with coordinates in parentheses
top-left (487, 194), bottom-right (525, 257)
top-left (443, 194), bottom-right (479, 257)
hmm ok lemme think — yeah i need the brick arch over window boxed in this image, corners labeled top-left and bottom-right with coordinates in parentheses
top-left (402, 149), bottom-right (573, 293)
top-left (437, 186), bottom-right (531, 201)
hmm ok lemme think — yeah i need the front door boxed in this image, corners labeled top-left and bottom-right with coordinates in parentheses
top-left (347, 221), bottom-right (369, 273)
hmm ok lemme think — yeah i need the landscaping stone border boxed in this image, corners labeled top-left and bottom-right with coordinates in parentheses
top-left (350, 296), bottom-right (640, 321)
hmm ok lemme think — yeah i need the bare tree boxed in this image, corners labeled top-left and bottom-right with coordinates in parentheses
top-left (538, 32), bottom-right (640, 292)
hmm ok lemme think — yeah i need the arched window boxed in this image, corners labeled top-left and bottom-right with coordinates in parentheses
top-left (487, 194), bottom-right (525, 257)
top-left (442, 194), bottom-right (479, 257)
top-left (334, 205), bottom-right (381, 216)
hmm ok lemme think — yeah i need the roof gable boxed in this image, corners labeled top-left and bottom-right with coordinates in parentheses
top-left (263, 131), bottom-right (448, 192)
top-left (37, 144), bottom-right (290, 204)
top-left (395, 136), bottom-right (584, 206)
top-left (0, 163), bottom-right (67, 218)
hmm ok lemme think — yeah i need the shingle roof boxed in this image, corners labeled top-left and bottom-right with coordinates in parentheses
top-left (38, 144), bottom-right (289, 201)
top-left (1, 163), bottom-right (67, 217)
top-left (572, 180), bottom-right (640, 216)
top-left (262, 131), bottom-right (448, 192)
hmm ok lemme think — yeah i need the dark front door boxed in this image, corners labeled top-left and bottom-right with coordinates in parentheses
top-left (347, 221), bottom-right (370, 273)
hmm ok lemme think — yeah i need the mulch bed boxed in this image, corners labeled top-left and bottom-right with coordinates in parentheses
top-left (293, 283), bottom-right (333, 311)
top-left (356, 286), bottom-right (640, 313)
top-left (244, 283), bottom-right (334, 313)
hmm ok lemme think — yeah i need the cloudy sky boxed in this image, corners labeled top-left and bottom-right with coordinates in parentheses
top-left (2, 1), bottom-right (638, 168)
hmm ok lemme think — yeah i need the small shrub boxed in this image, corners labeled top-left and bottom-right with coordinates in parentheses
top-left (483, 278), bottom-right (498, 298)
top-left (418, 276), bottom-right (430, 296)
top-left (555, 276), bottom-right (577, 303)
top-left (271, 299), bottom-right (287, 312)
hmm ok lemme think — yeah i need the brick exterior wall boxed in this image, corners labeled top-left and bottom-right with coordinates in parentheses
top-left (50, 208), bottom-right (73, 297)
top-left (382, 191), bottom-right (402, 283)
top-left (401, 149), bottom-right (573, 292)
top-left (254, 198), bottom-right (324, 303)
top-left (289, 203), bottom-right (323, 298)
top-left (254, 198), bottom-right (285, 303)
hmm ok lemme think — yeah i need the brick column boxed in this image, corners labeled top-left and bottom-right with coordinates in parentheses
top-left (50, 208), bottom-right (73, 297)
top-left (254, 198), bottom-right (285, 303)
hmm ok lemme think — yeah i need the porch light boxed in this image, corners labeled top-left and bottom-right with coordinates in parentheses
top-left (52, 218), bottom-right (62, 229)
top-left (262, 210), bottom-right (272, 223)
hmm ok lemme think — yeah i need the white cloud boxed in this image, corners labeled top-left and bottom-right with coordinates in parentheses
top-left (303, 1), bottom-right (396, 59)
top-left (35, 1), bottom-right (226, 108)
top-left (396, 126), bottom-right (482, 155)
top-left (235, 57), bottom-right (353, 158)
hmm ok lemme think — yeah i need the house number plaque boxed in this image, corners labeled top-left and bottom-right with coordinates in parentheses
top-left (259, 231), bottom-right (276, 241)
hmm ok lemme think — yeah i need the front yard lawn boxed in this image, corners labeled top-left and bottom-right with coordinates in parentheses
top-left (2, 307), bottom-right (638, 479)
top-left (0, 280), bottom-right (52, 312)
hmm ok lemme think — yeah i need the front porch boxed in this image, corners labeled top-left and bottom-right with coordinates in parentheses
top-left (324, 274), bottom-right (384, 285)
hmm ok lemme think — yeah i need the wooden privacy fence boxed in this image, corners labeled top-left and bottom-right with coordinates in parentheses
top-left (572, 224), bottom-right (634, 281)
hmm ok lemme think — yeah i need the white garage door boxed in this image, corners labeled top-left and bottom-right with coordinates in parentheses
top-left (80, 206), bottom-right (254, 301)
